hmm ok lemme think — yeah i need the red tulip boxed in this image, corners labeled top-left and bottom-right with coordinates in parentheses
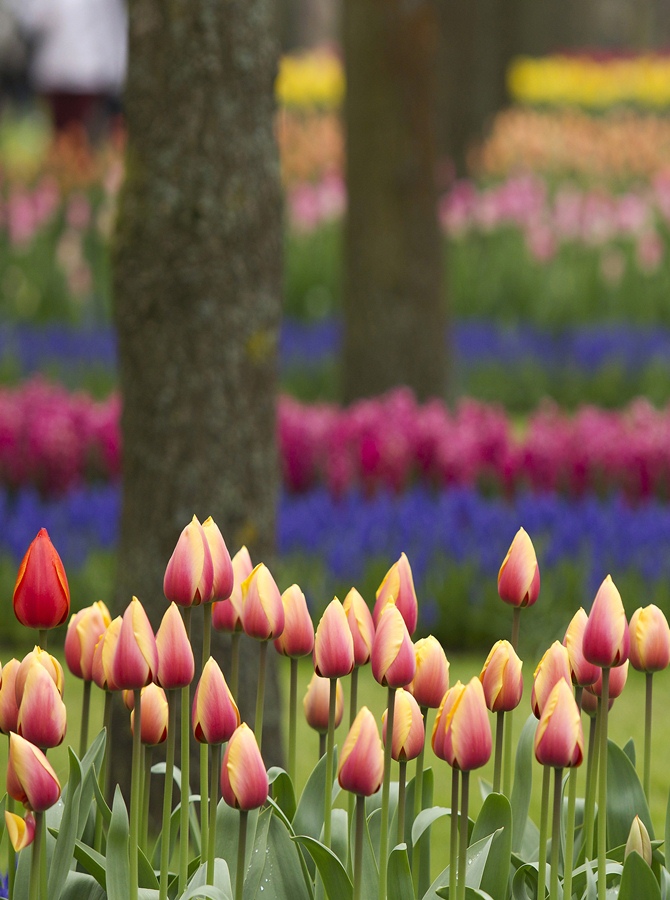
top-left (338, 707), bottom-right (384, 796)
top-left (434, 677), bottom-right (492, 771)
top-left (8, 732), bottom-right (61, 811)
top-left (479, 640), bottom-right (524, 713)
top-left (531, 641), bottom-right (571, 718)
top-left (382, 688), bottom-right (425, 762)
top-left (241, 563), bottom-right (284, 641)
top-left (111, 598), bottom-right (158, 691)
top-left (497, 528), bottom-right (540, 608)
top-left (342, 587), bottom-right (375, 667)
top-left (131, 684), bottom-right (169, 745)
top-left (534, 679), bottom-right (584, 769)
top-left (563, 608), bottom-right (600, 687)
top-left (373, 553), bottom-right (418, 635)
top-left (313, 598), bottom-right (355, 678)
top-left (409, 635), bottom-right (450, 709)
top-left (13, 528), bottom-right (70, 630)
top-left (192, 657), bottom-right (240, 744)
top-left (371, 604), bottom-right (416, 688)
top-left (212, 546), bottom-right (252, 633)
top-left (582, 575), bottom-right (629, 668)
top-left (156, 603), bottom-right (195, 690)
top-left (0, 659), bottom-right (20, 735)
top-left (163, 516), bottom-right (213, 607)
top-left (17, 664), bottom-right (67, 748)
top-left (4, 810), bottom-right (35, 850)
top-left (303, 673), bottom-right (344, 734)
top-left (64, 602), bottom-right (111, 681)
top-left (274, 584), bottom-right (315, 658)
top-left (221, 723), bottom-right (268, 810)
top-left (201, 516), bottom-right (234, 602)
top-left (629, 605), bottom-right (670, 673)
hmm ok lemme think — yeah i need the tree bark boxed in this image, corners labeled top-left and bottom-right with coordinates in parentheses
top-left (111, 0), bottom-right (284, 797)
top-left (341, 0), bottom-right (446, 403)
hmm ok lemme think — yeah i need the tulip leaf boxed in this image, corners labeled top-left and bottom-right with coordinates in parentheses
top-left (618, 851), bottom-right (661, 900)
top-left (72, 840), bottom-right (107, 888)
top-left (331, 808), bottom-right (349, 869)
top-left (565, 859), bottom-right (623, 899)
top-left (90, 761), bottom-right (112, 828)
top-left (269, 766), bottom-right (297, 822)
top-left (511, 715), bottom-right (536, 853)
top-left (48, 748), bottom-right (83, 900)
top-left (183, 859), bottom-right (233, 899)
top-left (665, 786), bottom-right (670, 872)
top-left (59, 872), bottom-right (107, 900)
top-left (293, 749), bottom-right (338, 876)
top-left (471, 792), bottom-right (513, 900)
top-left (622, 738), bottom-right (636, 768)
top-left (151, 803), bottom-right (180, 870)
top-left (294, 835), bottom-right (353, 900)
top-left (106, 787), bottom-right (130, 900)
top-left (387, 844), bottom-right (413, 900)
top-left (214, 800), bottom-right (261, 881)
top-left (367, 807), bottom-right (382, 865)
top-left (76, 729), bottom-right (108, 839)
top-left (240, 809), bottom-right (271, 900)
top-left (511, 863), bottom-right (538, 900)
top-left (606, 739), bottom-right (654, 849)
top-left (436, 887), bottom-right (495, 899)
top-left (412, 807), bottom-right (452, 846)
top-left (421, 832), bottom-right (496, 900)
top-left (405, 767), bottom-right (434, 897)
top-left (251, 813), bottom-right (314, 900)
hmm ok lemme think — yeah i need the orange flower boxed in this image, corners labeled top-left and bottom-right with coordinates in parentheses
top-left (13, 528), bottom-right (70, 630)
top-left (497, 528), bottom-right (540, 608)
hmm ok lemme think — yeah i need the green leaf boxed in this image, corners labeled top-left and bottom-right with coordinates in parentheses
top-left (59, 872), bottom-right (107, 900)
top-left (294, 835), bottom-right (353, 900)
top-left (331, 808), bottom-right (349, 869)
top-left (254, 813), bottom-right (314, 900)
top-left (471, 792), bottom-right (513, 900)
top-left (405, 767), bottom-right (434, 898)
top-left (293, 750), bottom-right (338, 875)
top-left (665, 787), bottom-right (670, 872)
top-left (607, 739), bottom-right (654, 849)
top-left (214, 800), bottom-right (260, 879)
top-left (622, 738), bottom-right (636, 768)
top-left (421, 833), bottom-right (497, 900)
top-left (269, 767), bottom-right (298, 823)
top-left (106, 787), bottom-right (130, 900)
top-left (0, 795), bottom-right (6, 850)
top-left (619, 851), bottom-right (661, 900)
top-left (510, 863), bottom-right (537, 900)
top-left (412, 807), bottom-right (452, 847)
top-left (77, 729), bottom-right (108, 839)
top-left (72, 840), bottom-right (107, 888)
top-left (510, 715), bottom-right (536, 854)
top-left (387, 844), bottom-right (413, 900)
top-left (183, 860), bottom-right (233, 899)
top-left (48, 748), bottom-right (83, 900)
top-left (436, 887), bottom-right (495, 899)
top-left (90, 761), bottom-right (112, 828)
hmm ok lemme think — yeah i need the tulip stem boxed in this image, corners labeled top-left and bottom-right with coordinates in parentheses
top-left (230, 632), bottom-right (241, 700)
top-left (510, 607), bottom-right (520, 652)
top-left (582, 711), bottom-right (599, 861)
top-left (458, 770), bottom-right (470, 900)
top-left (79, 680), bottom-right (91, 760)
top-left (37, 630), bottom-right (47, 650)
top-left (7, 790), bottom-right (15, 900)
top-left (324, 678), bottom-right (337, 848)
top-left (379, 686), bottom-right (396, 900)
top-left (412, 706), bottom-right (429, 893)
top-left (235, 810), bottom-right (248, 900)
top-left (142, 747), bottom-right (153, 852)
top-left (449, 765), bottom-right (459, 900)
top-left (29, 810), bottom-right (42, 900)
top-left (94, 691), bottom-right (113, 853)
top-left (550, 767), bottom-right (563, 900)
top-left (319, 733), bottom-right (326, 760)
top-left (493, 710), bottom-right (504, 794)
top-left (563, 687), bottom-right (582, 900)
top-left (353, 794), bottom-right (365, 900)
top-left (159, 691), bottom-right (178, 900)
top-left (597, 668), bottom-right (610, 900)
top-left (289, 658), bottom-right (298, 786)
top-left (130, 689), bottom-right (142, 900)
top-left (254, 641), bottom-right (268, 751)
top-left (179, 607), bottom-right (192, 893)
top-left (347, 667), bottom-right (359, 848)
top-left (397, 759), bottom-right (407, 845)
top-left (207, 742), bottom-right (221, 884)
top-left (644, 672), bottom-right (653, 800)
top-left (537, 764), bottom-right (550, 900)
top-left (200, 605), bottom-right (213, 856)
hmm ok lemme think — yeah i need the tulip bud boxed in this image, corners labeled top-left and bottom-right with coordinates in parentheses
top-left (131, 684), bottom-right (169, 745)
top-left (112, 598), bottom-right (158, 691)
top-left (17, 665), bottom-right (67, 749)
top-left (534, 679), bottom-right (584, 769)
top-left (582, 575), bottom-right (629, 668)
top-left (342, 587), bottom-right (375, 668)
top-left (0, 659), bottom-right (20, 735)
top-left (313, 598), bottom-right (355, 679)
top-left (586, 660), bottom-right (629, 700)
top-left (8, 732), bottom-right (61, 811)
top-left (16, 647), bottom-right (64, 706)
top-left (163, 516), bottom-right (213, 607)
top-left (303, 673), bottom-right (344, 734)
top-left (581, 689), bottom-right (613, 718)
top-left (563, 608), bottom-right (600, 687)
top-left (64, 602), bottom-right (111, 682)
top-left (433, 677), bottom-right (492, 771)
top-left (625, 816), bottom-right (652, 866)
top-left (91, 615), bottom-right (122, 691)
top-left (531, 641), bottom-right (571, 718)
top-left (221, 723), bottom-right (268, 810)
top-left (373, 553), bottom-right (418, 635)
top-left (629, 605), bottom-right (670, 673)
top-left (201, 517), bottom-right (234, 602)
top-left (5, 810), bottom-right (35, 850)
top-left (212, 546), bottom-right (252, 633)
top-left (371, 604), bottom-right (416, 688)
top-left (431, 682), bottom-right (463, 762)
top-left (12, 528), bottom-right (70, 630)
top-left (479, 640), bottom-right (524, 713)
top-left (497, 527), bottom-right (540, 608)
top-left (155, 603), bottom-right (195, 690)
top-left (274, 585), bottom-right (315, 658)
top-left (192, 657), bottom-right (240, 744)
top-left (382, 688), bottom-right (425, 762)
top-left (409, 636), bottom-right (450, 709)
top-left (338, 707), bottom-right (384, 796)
top-left (241, 563), bottom-right (284, 641)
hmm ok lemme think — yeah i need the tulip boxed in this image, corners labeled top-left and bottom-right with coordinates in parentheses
top-left (201, 517), bottom-right (234, 602)
top-left (534, 680), bottom-right (584, 769)
top-left (480, 640), bottom-right (523, 713)
top-left (343, 587), bottom-right (375, 668)
top-left (431, 682), bottom-right (464, 762)
top-left (582, 575), bottom-right (629, 668)
top-left (625, 816), bottom-right (652, 866)
top-left (17, 664), bottom-right (67, 749)
top-left (313, 598), bottom-right (355, 679)
top-left (338, 707), bottom-right (384, 796)
top-left (274, 584), bottom-right (314, 659)
top-left (192, 657), bottom-right (240, 745)
top-left (64, 602), bottom-right (111, 681)
top-left (8, 732), bottom-right (61, 811)
top-left (382, 689), bottom-right (424, 763)
top-left (373, 552), bottom-right (418, 635)
top-left (211, 545), bottom-right (252, 634)
top-left (371, 604), bottom-right (416, 689)
top-left (156, 603), bottom-right (195, 690)
top-left (0, 659), bottom-right (20, 735)
top-left (163, 515), bottom-right (214, 607)
top-left (438, 677), bottom-right (492, 772)
top-left (12, 528), bottom-right (70, 633)
top-left (91, 616), bottom-right (123, 691)
top-left (221, 723), bottom-right (268, 811)
top-left (4, 810), bottom-right (35, 851)
top-left (131, 684), bottom-right (169, 745)
top-left (409, 636), bottom-right (450, 709)
top-left (15, 647), bottom-right (64, 705)
top-left (241, 563), bottom-right (284, 641)
top-left (112, 598), bottom-right (159, 691)
top-left (531, 641), bottom-right (571, 718)
top-left (563, 608), bottom-right (600, 687)
top-left (587, 660), bottom-right (629, 700)
top-left (629, 605), bottom-right (670, 673)
top-left (303, 673), bottom-right (344, 735)
top-left (497, 527), bottom-right (540, 609)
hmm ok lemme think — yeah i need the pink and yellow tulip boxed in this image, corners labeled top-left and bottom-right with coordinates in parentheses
top-left (371, 604), bottom-right (416, 689)
top-left (629, 605), bottom-right (670, 673)
top-left (221, 723), bottom-right (268, 811)
top-left (409, 635), bottom-right (450, 709)
top-left (480, 640), bottom-right (523, 713)
top-left (582, 575), bottom-right (629, 668)
top-left (274, 584), bottom-right (315, 658)
top-left (163, 515), bottom-right (214, 607)
top-left (112, 598), bottom-right (159, 691)
top-left (338, 707), bottom-right (384, 796)
top-left (7, 732), bottom-right (61, 812)
top-left (497, 527), bottom-right (540, 608)
top-left (155, 602), bottom-right (195, 690)
top-left (373, 552), bottom-right (418, 635)
top-left (313, 598), bottom-right (355, 678)
top-left (534, 679), bottom-right (584, 769)
top-left (192, 658), bottom-right (240, 744)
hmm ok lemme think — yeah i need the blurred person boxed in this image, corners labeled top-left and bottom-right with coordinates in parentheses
top-left (9, 0), bottom-right (127, 139)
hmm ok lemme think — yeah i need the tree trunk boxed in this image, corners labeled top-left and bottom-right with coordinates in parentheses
top-left (341, 0), bottom-right (446, 403)
top-left (111, 0), bottom-right (284, 796)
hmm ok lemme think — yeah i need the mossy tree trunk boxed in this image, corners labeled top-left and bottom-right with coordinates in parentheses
top-left (111, 0), bottom-right (284, 791)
